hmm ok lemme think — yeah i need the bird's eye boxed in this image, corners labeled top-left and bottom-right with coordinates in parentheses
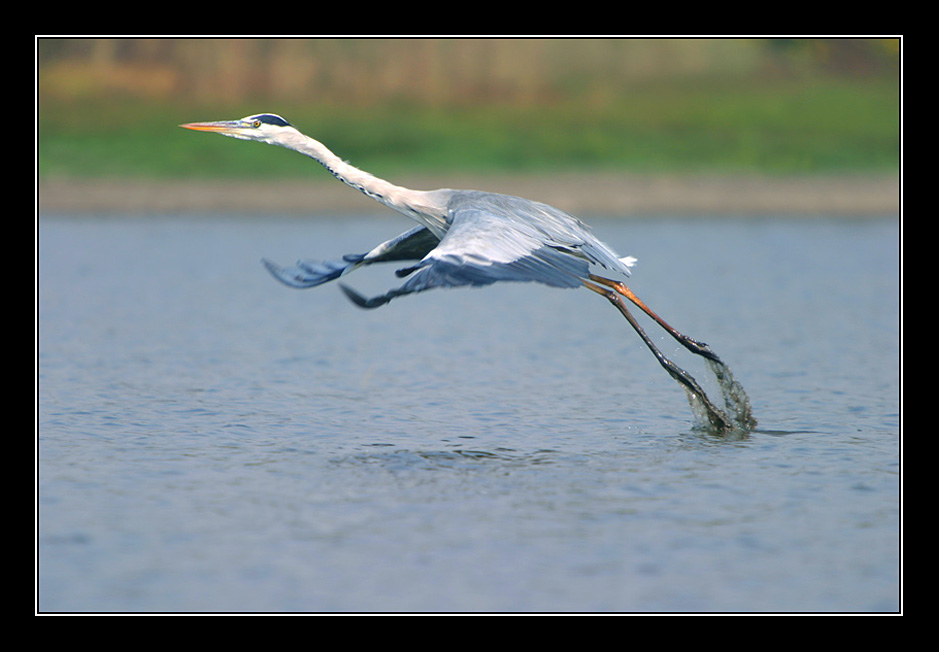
top-left (252, 120), bottom-right (261, 128)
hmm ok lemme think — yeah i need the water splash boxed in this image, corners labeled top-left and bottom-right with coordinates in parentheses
top-left (683, 357), bottom-right (756, 436)
top-left (708, 358), bottom-right (757, 429)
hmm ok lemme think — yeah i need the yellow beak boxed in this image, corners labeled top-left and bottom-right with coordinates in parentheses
top-left (179, 120), bottom-right (244, 134)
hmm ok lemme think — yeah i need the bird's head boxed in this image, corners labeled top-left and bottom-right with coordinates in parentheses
top-left (180, 113), bottom-right (297, 145)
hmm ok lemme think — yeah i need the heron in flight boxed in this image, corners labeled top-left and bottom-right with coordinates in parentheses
top-left (181, 113), bottom-right (754, 432)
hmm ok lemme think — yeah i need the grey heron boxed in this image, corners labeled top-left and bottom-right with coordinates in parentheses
top-left (181, 113), bottom-right (755, 433)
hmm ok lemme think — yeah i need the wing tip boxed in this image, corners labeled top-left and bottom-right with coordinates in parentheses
top-left (261, 258), bottom-right (298, 287)
top-left (262, 257), bottom-right (349, 289)
top-left (339, 283), bottom-right (389, 309)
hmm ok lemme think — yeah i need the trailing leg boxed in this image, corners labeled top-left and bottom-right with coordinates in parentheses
top-left (588, 274), bottom-right (722, 364)
top-left (583, 280), bottom-right (733, 432)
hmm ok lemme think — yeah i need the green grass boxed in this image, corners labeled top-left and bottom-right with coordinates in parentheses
top-left (37, 77), bottom-right (899, 180)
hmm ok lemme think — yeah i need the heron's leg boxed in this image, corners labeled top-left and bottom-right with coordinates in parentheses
top-left (588, 274), bottom-right (721, 364)
top-left (583, 280), bottom-right (732, 432)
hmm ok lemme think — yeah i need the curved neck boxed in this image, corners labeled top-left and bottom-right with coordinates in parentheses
top-left (276, 129), bottom-right (418, 215)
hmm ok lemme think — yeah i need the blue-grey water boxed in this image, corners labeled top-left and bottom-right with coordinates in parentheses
top-left (37, 212), bottom-right (900, 613)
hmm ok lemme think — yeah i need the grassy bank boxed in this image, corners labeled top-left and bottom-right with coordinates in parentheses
top-left (38, 77), bottom-right (899, 181)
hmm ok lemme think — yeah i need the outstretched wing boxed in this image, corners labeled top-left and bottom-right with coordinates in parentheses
top-left (262, 225), bottom-right (440, 288)
top-left (340, 192), bottom-right (634, 309)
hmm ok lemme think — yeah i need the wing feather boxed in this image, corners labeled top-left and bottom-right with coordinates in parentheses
top-left (340, 191), bottom-right (634, 308)
top-left (262, 225), bottom-right (439, 289)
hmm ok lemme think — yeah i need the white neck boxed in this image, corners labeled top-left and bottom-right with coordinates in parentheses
top-left (274, 128), bottom-right (433, 219)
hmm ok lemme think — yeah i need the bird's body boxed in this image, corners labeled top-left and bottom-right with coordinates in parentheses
top-left (181, 113), bottom-right (635, 305)
top-left (181, 113), bottom-right (754, 433)
top-left (265, 189), bottom-right (637, 307)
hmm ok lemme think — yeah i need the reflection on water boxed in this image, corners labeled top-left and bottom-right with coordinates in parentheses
top-left (38, 214), bottom-right (900, 612)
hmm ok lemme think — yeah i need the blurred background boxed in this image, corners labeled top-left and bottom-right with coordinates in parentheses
top-left (36, 38), bottom-right (903, 614)
top-left (36, 37), bottom-right (900, 215)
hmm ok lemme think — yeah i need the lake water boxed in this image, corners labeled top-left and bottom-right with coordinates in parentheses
top-left (37, 212), bottom-right (901, 613)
